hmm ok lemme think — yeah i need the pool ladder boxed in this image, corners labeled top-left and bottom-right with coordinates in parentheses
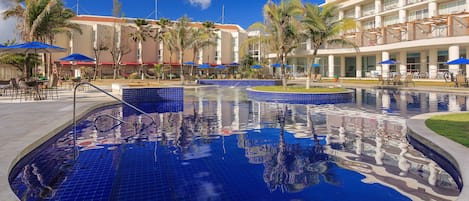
top-left (72, 82), bottom-right (156, 160)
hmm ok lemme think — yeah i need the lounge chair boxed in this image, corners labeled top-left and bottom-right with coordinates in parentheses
top-left (313, 74), bottom-right (322, 82)
top-left (403, 75), bottom-right (415, 87)
top-left (455, 75), bottom-right (467, 87)
top-left (392, 75), bottom-right (402, 85)
top-left (377, 75), bottom-right (386, 85)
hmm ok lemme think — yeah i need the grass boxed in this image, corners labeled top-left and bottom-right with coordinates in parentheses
top-left (426, 113), bottom-right (469, 147)
top-left (251, 86), bottom-right (347, 93)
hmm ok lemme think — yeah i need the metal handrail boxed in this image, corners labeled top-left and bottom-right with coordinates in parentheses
top-left (72, 82), bottom-right (156, 159)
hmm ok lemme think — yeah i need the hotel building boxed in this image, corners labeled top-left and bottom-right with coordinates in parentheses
top-left (282, 0), bottom-right (469, 79)
top-left (51, 15), bottom-right (247, 78)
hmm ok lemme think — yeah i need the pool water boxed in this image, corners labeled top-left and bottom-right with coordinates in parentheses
top-left (9, 87), bottom-right (463, 201)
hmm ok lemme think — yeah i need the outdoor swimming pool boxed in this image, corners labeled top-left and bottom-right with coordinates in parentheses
top-left (9, 87), bottom-right (464, 201)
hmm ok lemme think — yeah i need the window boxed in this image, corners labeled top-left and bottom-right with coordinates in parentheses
top-left (344, 9), bottom-right (355, 18)
top-left (408, 8), bottom-right (428, 21)
top-left (383, 0), bottom-right (398, 10)
top-left (363, 20), bottom-right (376, 29)
top-left (439, 0), bottom-right (465, 15)
top-left (383, 15), bottom-right (399, 26)
top-left (362, 3), bottom-right (375, 16)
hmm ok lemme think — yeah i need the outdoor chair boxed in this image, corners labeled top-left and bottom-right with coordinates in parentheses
top-left (0, 80), bottom-right (11, 96)
top-left (403, 75), bottom-right (415, 87)
top-left (15, 80), bottom-right (35, 102)
top-left (377, 75), bottom-right (386, 85)
top-left (392, 75), bottom-right (402, 85)
top-left (313, 74), bottom-right (322, 82)
top-left (455, 75), bottom-right (467, 88)
top-left (45, 75), bottom-right (59, 99)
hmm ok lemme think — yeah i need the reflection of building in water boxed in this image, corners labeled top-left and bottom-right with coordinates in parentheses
top-left (70, 88), bottom-right (462, 200)
top-left (324, 113), bottom-right (458, 200)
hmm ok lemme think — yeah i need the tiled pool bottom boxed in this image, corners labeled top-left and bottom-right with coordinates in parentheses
top-left (27, 131), bottom-right (413, 201)
top-left (9, 87), bottom-right (465, 201)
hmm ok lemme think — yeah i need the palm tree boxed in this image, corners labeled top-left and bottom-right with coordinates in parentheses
top-left (168, 15), bottom-right (195, 85)
top-left (3, 0), bottom-right (59, 42)
top-left (3, 0), bottom-right (80, 78)
top-left (189, 21), bottom-right (217, 78)
top-left (302, 3), bottom-right (358, 88)
top-left (249, 0), bottom-right (304, 88)
top-left (129, 18), bottom-right (154, 79)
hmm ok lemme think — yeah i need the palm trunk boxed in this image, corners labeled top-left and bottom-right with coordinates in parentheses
top-left (179, 52), bottom-right (185, 85)
top-left (281, 54), bottom-right (287, 89)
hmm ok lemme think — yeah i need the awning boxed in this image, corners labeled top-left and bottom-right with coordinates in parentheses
top-left (120, 61), bottom-right (141, 66)
top-left (58, 61), bottom-right (95, 65)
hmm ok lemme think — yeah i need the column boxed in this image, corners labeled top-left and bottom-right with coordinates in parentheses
top-left (339, 10), bottom-right (344, 20)
top-left (466, 48), bottom-right (469, 79)
top-left (355, 5), bottom-right (362, 19)
top-left (448, 94), bottom-right (460, 112)
top-left (420, 51), bottom-right (428, 76)
top-left (382, 90), bottom-right (390, 112)
top-left (429, 92), bottom-right (438, 112)
top-left (382, 51), bottom-right (390, 79)
top-left (375, 0), bottom-right (382, 14)
top-left (376, 53), bottom-right (382, 76)
top-left (428, 48), bottom-right (438, 79)
top-left (400, 92), bottom-right (407, 116)
top-left (398, 9), bottom-right (407, 24)
top-left (356, 55), bottom-right (362, 78)
top-left (399, 51), bottom-right (407, 75)
top-left (356, 88), bottom-right (363, 108)
top-left (448, 45), bottom-right (460, 75)
top-left (420, 94), bottom-right (428, 113)
top-left (428, 0), bottom-right (438, 18)
top-left (340, 56), bottom-right (346, 77)
top-left (467, 0), bottom-right (469, 13)
top-left (328, 55), bottom-right (335, 78)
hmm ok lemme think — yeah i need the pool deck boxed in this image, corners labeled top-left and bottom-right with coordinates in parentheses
top-left (1, 80), bottom-right (469, 201)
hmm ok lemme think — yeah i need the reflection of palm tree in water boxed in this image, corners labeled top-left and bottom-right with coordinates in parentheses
top-left (263, 105), bottom-right (337, 193)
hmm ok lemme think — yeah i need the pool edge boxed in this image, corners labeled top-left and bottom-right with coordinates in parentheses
top-left (3, 100), bottom-right (118, 201)
top-left (407, 112), bottom-right (469, 201)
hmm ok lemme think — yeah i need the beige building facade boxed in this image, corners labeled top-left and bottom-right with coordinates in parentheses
top-left (51, 15), bottom-right (246, 78)
top-left (282, 0), bottom-right (469, 79)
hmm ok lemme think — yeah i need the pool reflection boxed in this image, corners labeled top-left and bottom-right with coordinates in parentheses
top-left (9, 87), bottom-right (466, 201)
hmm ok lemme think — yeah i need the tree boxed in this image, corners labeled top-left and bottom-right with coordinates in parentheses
top-left (92, 42), bottom-right (109, 80)
top-left (189, 21), bottom-right (217, 78)
top-left (129, 18), bottom-right (154, 79)
top-left (302, 3), bottom-right (358, 88)
top-left (110, 0), bottom-right (130, 79)
top-left (167, 15), bottom-right (195, 85)
top-left (249, 0), bottom-right (304, 88)
top-left (3, 0), bottom-right (80, 78)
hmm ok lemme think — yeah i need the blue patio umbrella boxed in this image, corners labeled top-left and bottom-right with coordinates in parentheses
top-left (251, 64), bottom-right (263, 69)
top-left (312, 63), bottom-right (320, 68)
top-left (446, 57), bottom-right (469, 65)
top-left (59, 53), bottom-right (95, 62)
top-left (183, 61), bottom-right (196, 65)
top-left (197, 63), bottom-right (211, 69)
top-left (216, 64), bottom-right (226, 69)
top-left (272, 63), bottom-right (292, 68)
top-left (228, 62), bottom-right (240, 66)
top-left (378, 59), bottom-right (398, 65)
top-left (0, 41), bottom-right (66, 77)
top-left (0, 41), bottom-right (65, 54)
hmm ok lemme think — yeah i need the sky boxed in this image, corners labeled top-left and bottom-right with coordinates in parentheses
top-left (0, 0), bottom-right (325, 42)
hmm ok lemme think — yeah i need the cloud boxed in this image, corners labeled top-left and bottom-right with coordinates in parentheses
top-left (188, 0), bottom-right (211, 10)
top-left (0, 0), bottom-right (18, 43)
